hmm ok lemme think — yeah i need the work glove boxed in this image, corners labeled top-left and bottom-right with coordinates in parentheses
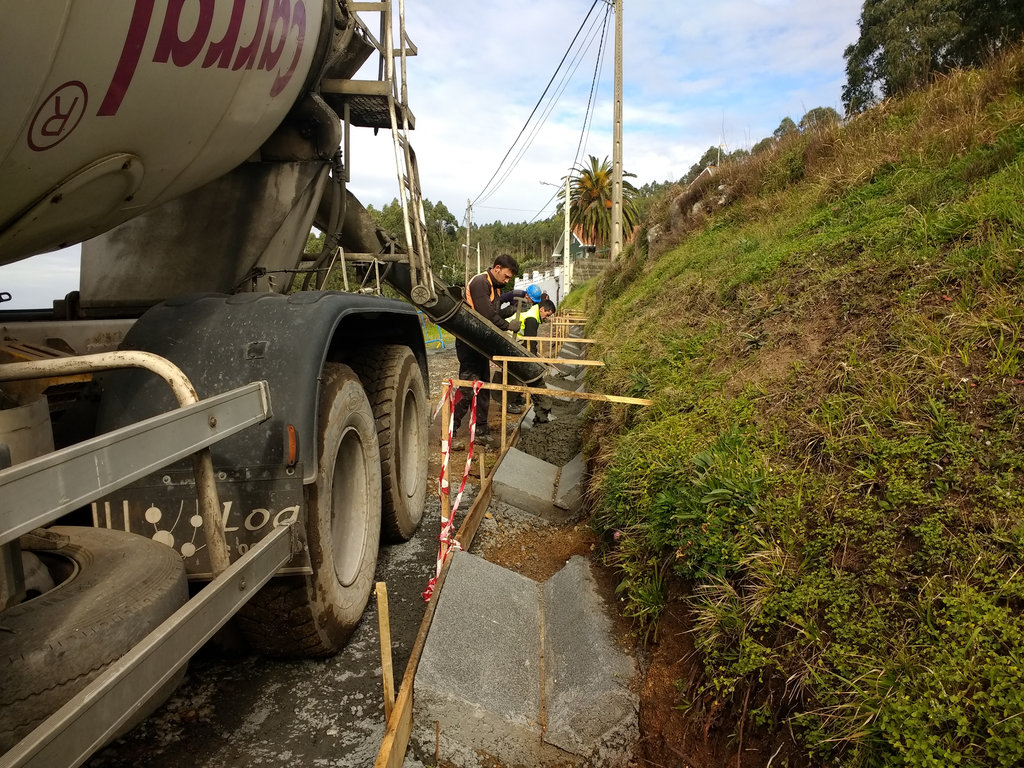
top-left (507, 319), bottom-right (521, 332)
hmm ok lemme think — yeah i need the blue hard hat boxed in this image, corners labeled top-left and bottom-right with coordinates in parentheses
top-left (526, 284), bottom-right (542, 302)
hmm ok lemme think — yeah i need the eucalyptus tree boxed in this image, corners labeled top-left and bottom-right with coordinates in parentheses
top-left (798, 107), bottom-right (841, 130)
top-left (843, 0), bottom-right (1024, 113)
top-left (773, 116), bottom-right (798, 139)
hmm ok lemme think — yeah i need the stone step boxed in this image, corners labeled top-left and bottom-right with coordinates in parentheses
top-left (407, 552), bottom-right (637, 767)
top-left (491, 448), bottom-right (581, 522)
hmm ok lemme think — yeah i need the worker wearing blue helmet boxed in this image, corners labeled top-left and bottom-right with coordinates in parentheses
top-left (506, 287), bottom-right (556, 423)
top-left (497, 283), bottom-right (544, 309)
top-left (497, 283), bottom-right (545, 414)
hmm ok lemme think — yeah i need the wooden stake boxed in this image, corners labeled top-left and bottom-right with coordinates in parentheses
top-left (375, 581), bottom-right (396, 720)
top-left (500, 360), bottom-right (509, 453)
top-left (439, 386), bottom-right (451, 567)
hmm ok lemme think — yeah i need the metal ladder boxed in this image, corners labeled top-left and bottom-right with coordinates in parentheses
top-left (320, 0), bottom-right (435, 306)
top-left (382, 0), bottom-right (435, 306)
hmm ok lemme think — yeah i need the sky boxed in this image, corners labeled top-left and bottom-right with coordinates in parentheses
top-left (0, 0), bottom-right (864, 309)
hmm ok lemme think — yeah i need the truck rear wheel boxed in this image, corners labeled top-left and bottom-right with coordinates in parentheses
top-left (348, 345), bottom-right (428, 542)
top-left (0, 526), bottom-right (188, 753)
top-left (237, 363), bottom-right (381, 657)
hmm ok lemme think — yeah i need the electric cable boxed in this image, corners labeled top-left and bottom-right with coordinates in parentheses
top-left (470, 0), bottom-right (602, 208)
top-left (528, 4), bottom-right (612, 223)
top-left (574, 3), bottom-right (611, 169)
top-left (475, 12), bottom-right (605, 208)
top-left (477, 11), bottom-right (607, 208)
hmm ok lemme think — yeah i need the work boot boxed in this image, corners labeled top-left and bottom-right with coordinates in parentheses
top-left (450, 438), bottom-right (466, 452)
top-left (506, 403), bottom-right (523, 415)
top-left (534, 409), bottom-right (551, 424)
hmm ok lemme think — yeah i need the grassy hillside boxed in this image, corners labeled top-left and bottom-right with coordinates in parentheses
top-left (580, 45), bottom-right (1024, 767)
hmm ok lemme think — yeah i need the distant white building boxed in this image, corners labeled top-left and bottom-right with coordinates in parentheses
top-left (514, 267), bottom-right (562, 305)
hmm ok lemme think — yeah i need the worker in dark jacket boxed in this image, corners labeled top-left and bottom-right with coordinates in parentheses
top-left (452, 253), bottom-right (520, 448)
top-left (497, 288), bottom-right (529, 307)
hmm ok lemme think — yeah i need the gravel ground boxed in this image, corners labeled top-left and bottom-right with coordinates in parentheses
top-left (425, 345), bottom-right (589, 560)
top-left (86, 500), bottom-right (444, 768)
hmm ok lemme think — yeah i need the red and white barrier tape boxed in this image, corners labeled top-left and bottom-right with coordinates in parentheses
top-left (423, 378), bottom-right (483, 601)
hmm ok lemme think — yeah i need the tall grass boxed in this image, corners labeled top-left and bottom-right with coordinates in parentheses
top-left (584, 43), bottom-right (1024, 766)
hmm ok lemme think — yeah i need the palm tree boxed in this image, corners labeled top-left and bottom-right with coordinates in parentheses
top-left (562, 155), bottom-right (640, 257)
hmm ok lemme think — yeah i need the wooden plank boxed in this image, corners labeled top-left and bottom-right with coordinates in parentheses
top-left (448, 378), bottom-right (652, 406)
top-left (491, 355), bottom-right (604, 366)
top-left (376, 688), bottom-right (413, 768)
top-left (500, 363), bottom-right (509, 453)
top-left (375, 582), bottom-right (396, 722)
top-left (437, 393), bottom-right (452, 575)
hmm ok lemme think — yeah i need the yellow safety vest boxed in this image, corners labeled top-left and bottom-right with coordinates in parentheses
top-left (520, 303), bottom-right (541, 327)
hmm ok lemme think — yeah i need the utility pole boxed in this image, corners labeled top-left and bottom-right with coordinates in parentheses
top-left (542, 176), bottom-right (574, 292)
top-left (464, 198), bottom-right (472, 284)
top-left (610, 0), bottom-right (623, 261)
top-left (563, 172), bottom-right (572, 291)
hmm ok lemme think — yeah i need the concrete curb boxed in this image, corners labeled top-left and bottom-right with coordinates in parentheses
top-left (409, 551), bottom-right (581, 767)
top-left (492, 448), bottom-right (563, 521)
top-left (554, 453), bottom-right (585, 515)
top-left (409, 551), bottom-right (638, 767)
top-left (492, 449), bottom-right (583, 522)
top-left (543, 556), bottom-right (638, 766)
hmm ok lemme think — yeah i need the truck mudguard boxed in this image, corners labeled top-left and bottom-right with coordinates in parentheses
top-left (95, 291), bottom-right (427, 485)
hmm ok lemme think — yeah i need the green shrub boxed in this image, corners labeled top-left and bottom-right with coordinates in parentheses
top-left (586, 43), bottom-right (1024, 768)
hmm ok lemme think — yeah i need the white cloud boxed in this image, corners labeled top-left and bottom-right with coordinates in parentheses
top-left (358, 0), bottom-right (864, 223)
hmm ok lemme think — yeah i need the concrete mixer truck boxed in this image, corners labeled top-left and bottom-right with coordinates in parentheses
top-left (0, 1), bottom-right (546, 764)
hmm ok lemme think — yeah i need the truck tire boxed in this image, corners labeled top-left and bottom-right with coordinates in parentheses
top-left (237, 363), bottom-right (381, 657)
top-left (0, 526), bottom-right (188, 753)
top-left (347, 345), bottom-right (428, 542)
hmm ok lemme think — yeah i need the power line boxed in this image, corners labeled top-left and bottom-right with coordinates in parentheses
top-left (470, 0), bottom-right (603, 208)
top-left (573, 2), bottom-right (611, 169)
top-left (528, 5), bottom-right (612, 224)
top-left (479, 11), bottom-right (608, 208)
top-left (474, 204), bottom-right (557, 214)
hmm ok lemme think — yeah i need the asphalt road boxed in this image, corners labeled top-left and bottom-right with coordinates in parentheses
top-left (84, 493), bottom-right (451, 768)
top-left (82, 345), bottom-right (550, 768)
